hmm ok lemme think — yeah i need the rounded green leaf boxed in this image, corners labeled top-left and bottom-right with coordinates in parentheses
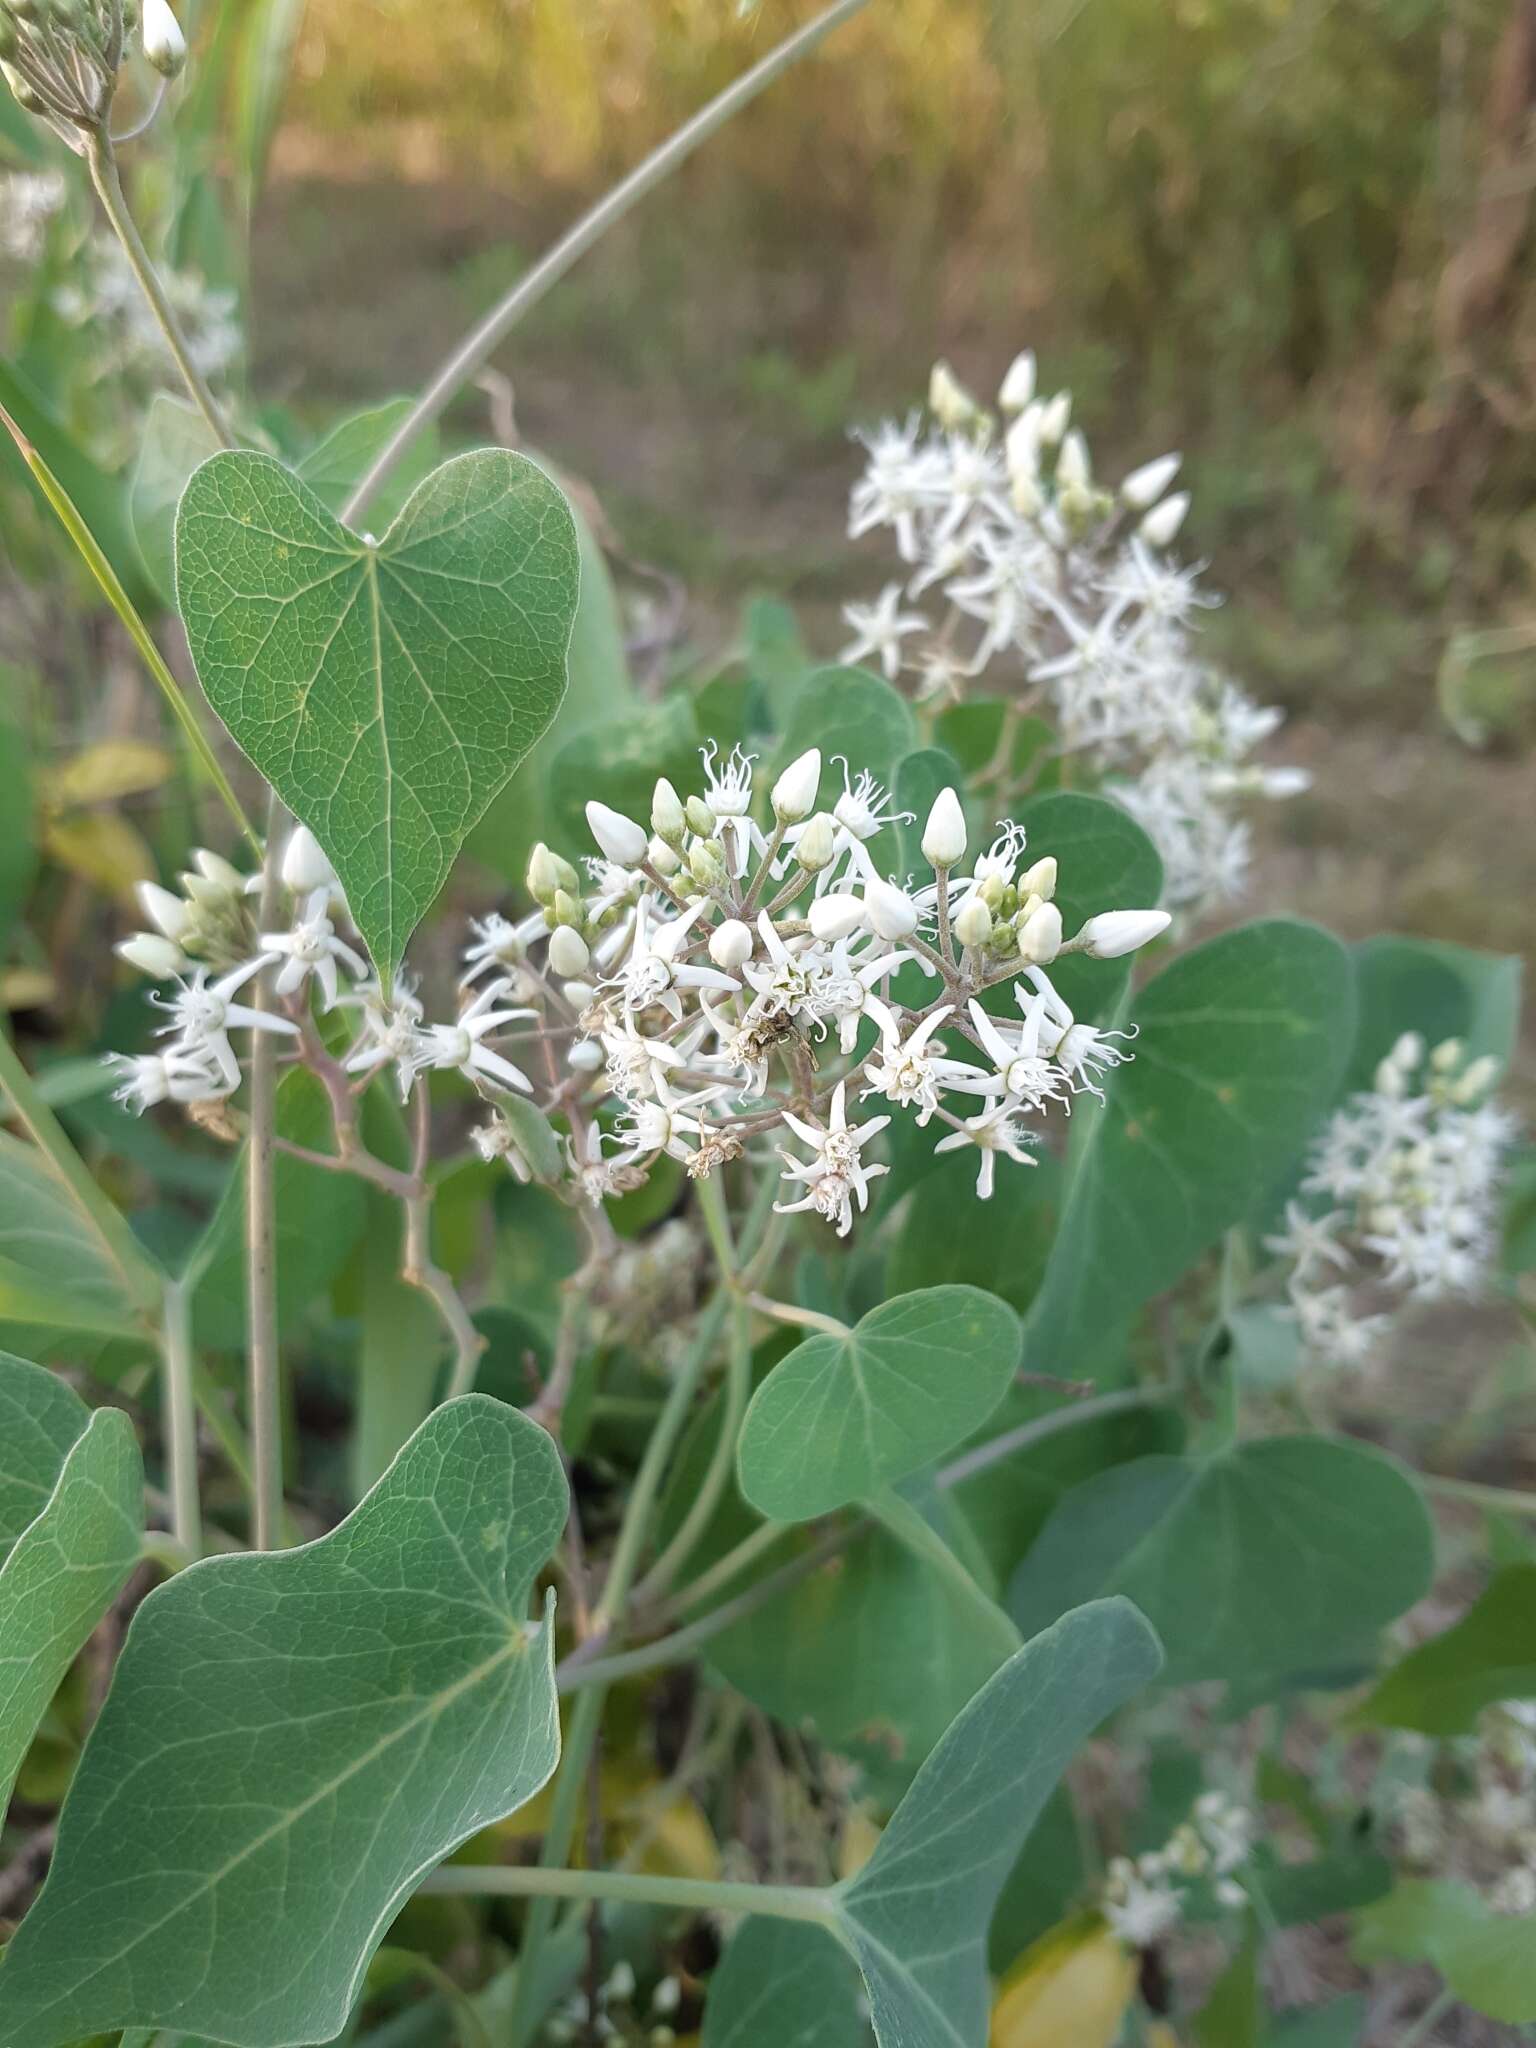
top-left (175, 447), bottom-right (580, 981)
top-left (0, 1352), bottom-right (143, 1813)
top-left (830, 1598), bottom-right (1163, 2048)
top-left (1008, 1435), bottom-right (1434, 1691)
top-left (0, 1396), bottom-right (568, 2048)
top-left (737, 1285), bottom-right (1021, 1522)
top-left (1351, 1564), bottom-right (1536, 1736)
top-left (1022, 919), bottom-right (1355, 1379)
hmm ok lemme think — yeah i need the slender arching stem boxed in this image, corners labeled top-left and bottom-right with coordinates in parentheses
top-left (159, 1278), bottom-right (202, 1559)
top-left (419, 1861), bottom-right (839, 1932)
top-left (339, 0), bottom-right (876, 529)
top-left (246, 797), bottom-right (285, 1551)
top-left (84, 132), bottom-right (235, 450)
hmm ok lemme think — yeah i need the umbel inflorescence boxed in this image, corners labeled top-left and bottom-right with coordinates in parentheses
top-left (0, 0), bottom-right (183, 148)
top-left (1267, 1031), bottom-right (1516, 1368)
top-left (843, 352), bottom-right (1307, 915)
top-left (106, 748), bottom-right (1169, 1236)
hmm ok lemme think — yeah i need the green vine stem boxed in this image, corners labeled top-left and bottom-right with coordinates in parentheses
top-left (158, 1278), bottom-right (202, 1559)
top-left (84, 132), bottom-right (235, 451)
top-left (246, 796), bottom-right (285, 1551)
top-left (420, 1860), bottom-right (840, 1932)
top-left (340, 0), bottom-right (875, 529)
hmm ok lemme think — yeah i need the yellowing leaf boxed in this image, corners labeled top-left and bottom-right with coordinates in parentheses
top-left (990, 1917), bottom-right (1137, 2048)
top-left (838, 1808), bottom-right (883, 1882)
top-left (42, 739), bottom-right (173, 810)
top-left (41, 811), bottom-right (154, 902)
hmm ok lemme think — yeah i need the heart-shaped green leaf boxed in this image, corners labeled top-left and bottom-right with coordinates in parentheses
top-left (175, 448), bottom-right (580, 980)
top-left (1008, 1436), bottom-right (1434, 1690)
top-left (0, 1395), bottom-right (568, 2048)
top-left (830, 1597), bottom-right (1161, 2047)
top-left (1022, 919), bottom-right (1354, 1378)
top-left (701, 1919), bottom-right (872, 2048)
top-left (737, 1285), bottom-right (1020, 1522)
top-left (1351, 1564), bottom-right (1536, 1736)
top-left (0, 1350), bottom-right (142, 1811)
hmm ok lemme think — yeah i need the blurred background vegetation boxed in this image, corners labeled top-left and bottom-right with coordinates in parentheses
top-left (254, 0), bottom-right (1536, 962)
top-left (3, 0), bottom-right (1534, 998)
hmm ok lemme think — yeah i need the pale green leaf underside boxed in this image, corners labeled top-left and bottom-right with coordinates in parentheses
top-left (175, 448), bottom-right (580, 979)
top-left (737, 1285), bottom-right (1020, 1522)
top-left (701, 1919), bottom-right (871, 2048)
top-left (0, 1396), bottom-right (569, 2048)
top-left (0, 1346), bottom-right (92, 1553)
top-left (0, 1130), bottom-right (147, 1340)
top-left (1009, 1436), bottom-right (1434, 1688)
top-left (831, 1597), bottom-right (1162, 2047)
top-left (0, 1403), bottom-right (142, 1812)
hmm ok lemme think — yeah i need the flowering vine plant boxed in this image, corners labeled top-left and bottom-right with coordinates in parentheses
top-left (0, 4), bottom-right (1531, 2046)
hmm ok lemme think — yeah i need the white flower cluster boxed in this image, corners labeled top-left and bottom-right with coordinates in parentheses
top-left (105, 754), bottom-right (1169, 1241)
top-left (542, 745), bottom-right (1166, 1232)
top-left (53, 234), bottom-right (241, 387)
top-left (0, 168), bottom-right (66, 265)
top-left (1267, 1032), bottom-right (1515, 1369)
top-left (1100, 1791), bottom-right (1256, 1947)
top-left (842, 351), bottom-right (1306, 914)
top-left (1393, 1702), bottom-right (1536, 1916)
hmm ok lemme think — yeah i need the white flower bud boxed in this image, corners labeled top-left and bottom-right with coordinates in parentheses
top-left (1139, 492), bottom-right (1190, 548)
top-left (526, 842), bottom-right (565, 903)
top-left (1019, 855), bottom-right (1057, 902)
top-left (685, 796), bottom-right (716, 839)
top-left (568, 1039), bottom-right (603, 1073)
top-left (688, 839), bottom-right (728, 890)
top-left (141, 0), bottom-right (185, 77)
top-left (863, 877), bottom-right (919, 941)
top-left (795, 812), bottom-right (836, 873)
top-left (281, 824), bottom-right (336, 893)
top-left (1056, 429), bottom-right (1091, 492)
top-left (1038, 391), bottom-right (1071, 445)
top-left (1257, 766), bottom-right (1311, 799)
top-left (1121, 452), bottom-right (1181, 510)
top-left (999, 350), bottom-right (1036, 411)
top-left (1074, 909), bottom-right (1171, 959)
top-left (135, 880), bottom-right (192, 942)
top-left (920, 787), bottom-right (967, 869)
top-left (808, 894), bottom-right (867, 942)
top-left (771, 747), bottom-right (821, 824)
top-left (586, 800), bottom-right (648, 868)
top-left (647, 835), bottom-right (681, 876)
top-left (1453, 1055), bottom-right (1500, 1103)
top-left (562, 979), bottom-right (595, 1008)
top-left (117, 932), bottom-right (187, 978)
top-left (1430, 1037), bottom-right (1463, 1073)
top-left (929, 360), bottom-right (977, 430)
top-left (547, 925), bottom-right (590, 978)
top-left (192, 848), bottom-right (246, 894)
top-left (953, 895), bottom-right (993, 952)
top-left (709, 918), bottom-right (754, 971)
top-left (651, 777), bottom-right (686, 846)
top-left (1392, 1032), bottom-right (1426, 1070)
top-left (1017, 900), bottom-right (1062, 965)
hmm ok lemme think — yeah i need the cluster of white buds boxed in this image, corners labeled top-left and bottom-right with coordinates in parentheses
top-left (843, 349), bottom-right (1307, 914)
top-left (540, 744), bottom-right (1166, 1232)
top-left (1, 0), bottom-right (183, 151)
top-left (103, 763), bottom-right (1170, 1235)
top-left (1266, 1033), bottom-right (1515, 1369)
top-left (1100, 1791), bottom-right (1256, 1948)
top-left (1392, 1703), bottom-right (1536, 1917)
